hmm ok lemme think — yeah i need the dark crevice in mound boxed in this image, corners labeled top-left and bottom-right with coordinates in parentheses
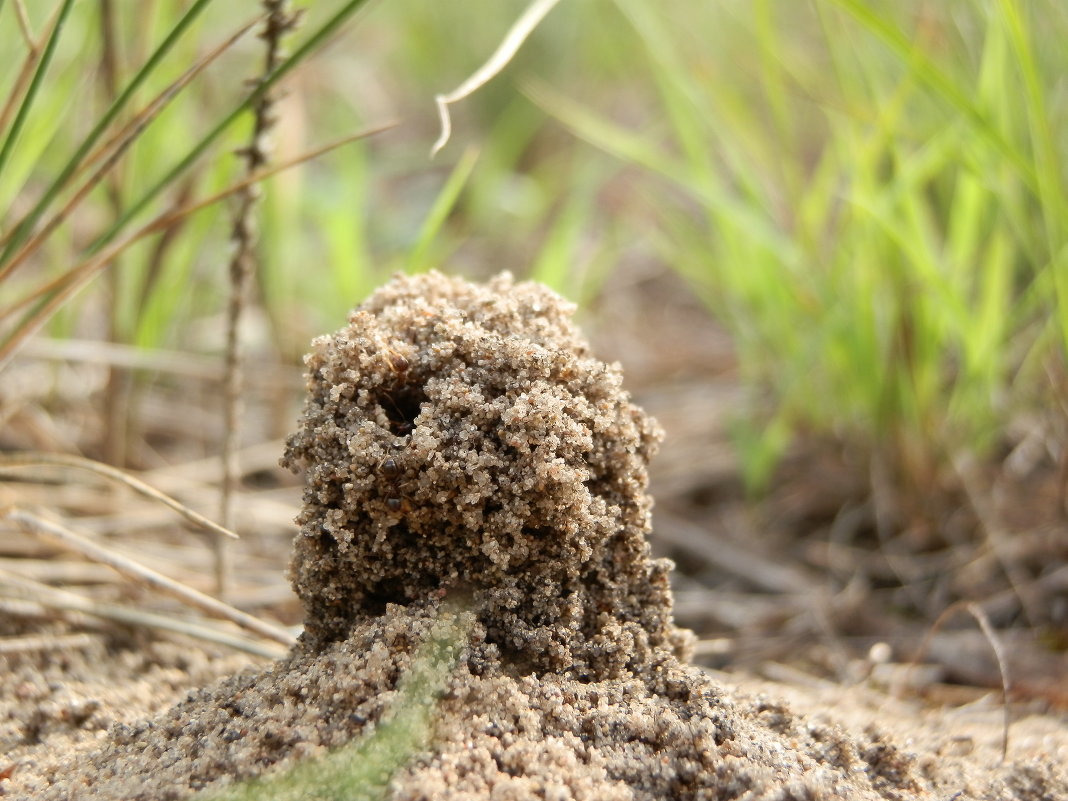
top-left (379, 383), bottom-right (425, 437)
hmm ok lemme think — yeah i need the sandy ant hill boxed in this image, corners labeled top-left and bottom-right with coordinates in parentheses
top-left (7, 272), bottom-right (1068, 800)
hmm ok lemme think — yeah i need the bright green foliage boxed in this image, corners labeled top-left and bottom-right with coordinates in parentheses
top-left (537, 0), bottom-right (1068, 490)
top-left (0, 0), bottom-right (373, 363)
top-left (3, 0), bottom-right (1064, 495)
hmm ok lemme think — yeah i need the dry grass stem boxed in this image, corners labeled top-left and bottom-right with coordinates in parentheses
top-left (21, 337), bottom-right (230, 378)
top-left (906, 600), bottom-right (1013, 761)
top-left (0, 569), bottom-right (288, 658)
top-left (0, 19), bottom-right (259, 285)
top-left (0, 452), bottom-right (239, 540)
top-left (11, 0), bottom-right (35, 49)
top-left (0, 632), bottom-right (96, 654)
top-left (0, 596), bottom-right (74, 621)
top-left (79, 18), bottom-right (261, 179)
top-left (431, 0), bottom-right (562, 156)
top-left (21, 338), bottom-right (301, 385)
top-left (1, 509), bottom-right (295, 646)
top-left (0, 557), bottom-right (117, 584)
top-left (655, 510), bottom-right (818, 594)
top-left (966, 603), bottom-right (1011, 764)
top-left (0, 32), bottom-right (42, 135)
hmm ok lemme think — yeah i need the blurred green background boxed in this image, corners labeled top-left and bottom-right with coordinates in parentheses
top-left (3, 0), bottom-right (1067, 516)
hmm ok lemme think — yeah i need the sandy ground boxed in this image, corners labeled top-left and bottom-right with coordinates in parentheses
top-left (3, 273), bottom-right (1067, 800)
top-left (2, 614), bottom-right (1066, 800)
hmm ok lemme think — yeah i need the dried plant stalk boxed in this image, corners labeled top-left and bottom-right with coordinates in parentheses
top-left (431, 0), bottom-right (562, 156)
top-left (217, 0), bottom-right (300, 598)
top-left (0, 451), bottom-right (238, 540)
top-left (0, 632), bottom-right (97, 654)
top-left (0, 569), bottom-right (288, 658)
top-left (2, 509), bottom-right (294, 646)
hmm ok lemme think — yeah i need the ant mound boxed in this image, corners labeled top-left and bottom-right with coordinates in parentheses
top-left (281, 270), bottom-right (691, 678)
top-left (11, 273), bottom-right (1067, 801)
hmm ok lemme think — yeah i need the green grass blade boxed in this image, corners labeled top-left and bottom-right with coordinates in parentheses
top-left (995, 0), bottom-right (1068, 351)
top-left (0, 0), bottom-right (221, 267)
top-left (87, 0), bottom-right (375, 256)
top-left (0, 0), bottom-right (77, 183)
top-left (526, 79), bottom-right (797, 266)
top-left (197, 605), bottom-right (471, 801)
top-left (0, 126), bottom-right (387, 368)
top-left (406, 147), bottom-right (479, 274)
top-left (824, 0), bottom-right (1037, 195)
top-left (0, 18), bottom-right (256, 286)
top-left (529, 166), bottom-right (597, 298)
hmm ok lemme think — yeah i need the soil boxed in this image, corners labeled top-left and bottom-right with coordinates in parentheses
top-left (4, 609), bottom-right (1066, 800)
top-left (2, 272), bottom-right (1066, 800)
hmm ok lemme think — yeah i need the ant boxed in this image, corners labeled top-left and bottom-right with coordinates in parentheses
top-left (385, 350), bottom-right (410, 380)
top-left (376, 347), bottom-right (419, 509)
top-left (379, 455), bottom-right (405, 512)
top-left (380, 348), bottom-right (418, 437)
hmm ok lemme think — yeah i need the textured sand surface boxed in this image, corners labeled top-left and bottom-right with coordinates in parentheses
top-left (5, 272), bottom-right (1066, 800)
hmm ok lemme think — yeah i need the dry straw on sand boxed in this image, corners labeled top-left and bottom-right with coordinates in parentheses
top-left (6, 272), bottom-right (1067, 800)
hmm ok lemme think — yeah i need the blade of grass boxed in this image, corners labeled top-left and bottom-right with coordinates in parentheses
top-left (0, 22), bottom-right (43, 135)
top-left (525, 78), bottom-right (797, 266)
top-left (0, 0), bottom-right (76, 181)
top-left (995, 0), bottom-right (1068, 352)
top-left (825, 0), bottom-right (1037, 195)
top-left (529, 161), bottom-right (599, 299)
top-left (406, 147), bottom-right (479, 274)
top-left (1, 124), bottom-right (395, 328)
top-left (0, 0), bottom-right (223, 265)
top-left (197, 600), bottom-right (472, 801)
top-left (0, 123), bottom-right (395, 369)
top-left (86, 0), bottom-right (375, 257)
top-left (0, 18), bottom-right (259, 285)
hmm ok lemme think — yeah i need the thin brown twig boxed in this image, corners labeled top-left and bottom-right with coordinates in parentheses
top-left (0, 452), bottom-right (238, 540)
top-left (1, 509), bottom-right (296, 646)
top-left (217, 1), bottom-right (301, 599)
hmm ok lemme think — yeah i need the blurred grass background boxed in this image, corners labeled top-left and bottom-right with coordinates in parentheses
top-left (2, 0), bottom-right (1067, 617)
top-left (3, 3), bottom-right (1068, 793)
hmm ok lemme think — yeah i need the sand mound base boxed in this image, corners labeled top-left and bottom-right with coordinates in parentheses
top-left (10, 603), bottom-right (1065, 800)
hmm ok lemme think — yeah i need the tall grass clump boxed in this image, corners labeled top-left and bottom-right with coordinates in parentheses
top-left (0, 1), bottom-right (382, 459)
top-left (536, 0), bottom-right (1068, 511)
top-left (0, 1), bottom-right (378, 354)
